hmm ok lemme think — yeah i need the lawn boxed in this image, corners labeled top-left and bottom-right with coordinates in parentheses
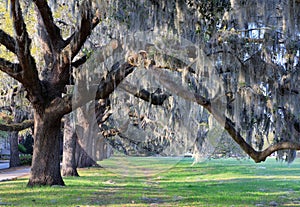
top-left (0, 156), bottom-right (300, 206)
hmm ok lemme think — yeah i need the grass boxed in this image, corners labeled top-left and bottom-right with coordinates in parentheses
top-left (0, 156), bottom-right (300, 206)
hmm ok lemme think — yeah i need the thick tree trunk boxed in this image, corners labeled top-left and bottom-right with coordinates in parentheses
top-left (62, 113), bottom-right (79, 177)
top-left (27, 112), bottom-right (64, 186)
top-left (9, 131), bottom-right (20, 167)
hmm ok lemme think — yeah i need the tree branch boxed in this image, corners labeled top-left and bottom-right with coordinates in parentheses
top-left (119, 81), bottom-right (170, 105)
top-left (11, 0), bottom-right (43, 105)
top-left (60, 39), bottom-right (119, 91)
top-left (191, 89), bottom-right (300, 163)
top-left (223, 115), bottom-right (300, 162)
top-left (56, 61), bottom-right (135, 116)
top-left (0, 58), bottom-right (23, 82)
top-left (71, 55), bottom-right (88, 68)
top-left (0, 119), bottom-right (33, 132)
top-left (95, 99), bottom-right (112, 124)
top-left (174, 84), bottom-right (300, 162)
top-left (0, 30), bottom-right (17, 54)
top-left (69, 0), bottom-right (100, 60)
top-left (148, 63), bottom-right (300, 163)
top-left (0, 106), bottom-right (13, 113)
top-left (33, 0), bottom-right (64, 50)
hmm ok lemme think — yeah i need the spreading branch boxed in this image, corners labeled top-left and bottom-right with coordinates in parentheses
top-left (197, 88), bottom-right (300, 163)
top-left (11, 0), bottom-right (43, 104)
top-left (0, 119), bottom-right (33, 132)
top-left (71, 39), bottom-right (120, 69)
top-left (120, 81), bottom-right (170, 105)
top-left (221, 115), bottom-right (300, 162)
top-left (94, 63), bottom-right (135, 100)
top-left (33, 0), bottom-right (64, 50)
top-left (148, 63), bottom-right (299, 163)
top-left (56, 61), bottom-right (135, 116)
top-left (0, 30), bottom-right (17, 54)
top-left (69, 0), bottom-right (100, 60)
top-left (0, 58), bottom-right (23, 82)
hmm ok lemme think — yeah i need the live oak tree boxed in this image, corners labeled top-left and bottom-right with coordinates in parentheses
top-left (101, 0), bottom-right (300, 163)
top-left (0, 0), bottom-right (167, 186)
top-left (0, 0), bottom-right (134, 186)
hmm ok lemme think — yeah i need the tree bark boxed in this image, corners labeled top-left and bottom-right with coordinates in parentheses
top-left (27, 111), bottom-right (64, 186)
top-left (9, 131), bottom-right (20, 167)
top-left (75, 143), bottom-right (98, 168)
top-left (0, 120), bottom-right (33, 132)
top-left (75, 102), bottom-right (112, 168)
top-left (9, 106), bottom-right (29, 167)
top-left (62, 113), bottom-right (79, 177)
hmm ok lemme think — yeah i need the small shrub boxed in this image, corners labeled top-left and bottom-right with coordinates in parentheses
top-left (23, 133), bottom-right (33, 155)
top-left (19, 154), bottom-right (32, 166)
top-left (18, 144), bottom-right (27, 154)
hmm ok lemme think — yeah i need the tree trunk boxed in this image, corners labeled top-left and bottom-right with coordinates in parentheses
top-left (9, 131), bottom-right (20, 167)
top-left (75, 142), bottom-right (98, 168)
top-left (9, 106), bottom-right (27, 168)
top-left (74, 102), bottom-right (113, 168)
top-left (27, 112), bottom-right (64, 186)
top-left (62, 113), bottom-right (79, 177)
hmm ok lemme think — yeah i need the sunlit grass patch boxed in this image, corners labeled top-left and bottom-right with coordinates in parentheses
top-left (0, 157), bottom-right (300, 206)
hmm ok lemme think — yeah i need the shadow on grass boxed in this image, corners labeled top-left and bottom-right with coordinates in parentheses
top-left (0, 158), bottom-right (300, 206)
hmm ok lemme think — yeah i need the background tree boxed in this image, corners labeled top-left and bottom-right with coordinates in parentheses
top-left (96, 0), bottom-right (300, 163)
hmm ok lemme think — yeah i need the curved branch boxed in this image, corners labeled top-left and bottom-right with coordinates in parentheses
top-left (94, 63), bottom-right (135, 100)
top-left (149, 64), bottom-right (300, 163)
top-left (196, 91), bottom-right (300, 163)
top-left (56, 62), bottom-right (135, 116)
top-left (257, 142), bottom-right (300, 160)
top-left (120, 81), bottom-right (170, 105)
top-left (0, 120), bottom-right (33, 132)
top-left (223, 115), bottom-right (300, 162)
top-left (0, 30), bottom-right (17, 54)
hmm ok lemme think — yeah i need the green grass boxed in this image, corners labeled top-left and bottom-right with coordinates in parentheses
top-left (0, 156), bottom-right (300, 206)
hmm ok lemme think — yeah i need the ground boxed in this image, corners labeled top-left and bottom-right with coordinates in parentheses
top-left (0, 156), bottom-right (299, 206)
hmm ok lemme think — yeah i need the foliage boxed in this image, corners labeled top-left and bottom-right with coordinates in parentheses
top-left (211, 132), bottom-right (247, 159)
top-left (19, 154), bottom-right (32, 166)
top-left (22, 133), bottom-right (33, 155)
top-left (0, 157), bottom-right (300, 206)
top-left (0, 114), bottom-right (8, 139)
top-left (18, 143), bottom-right (27, 154)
